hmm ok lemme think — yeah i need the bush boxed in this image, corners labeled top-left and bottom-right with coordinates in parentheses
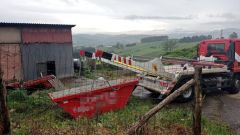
top-left (163, 46), bottom-right (197, 59)
top-left (7, 90), bottom-right (53, 113)
top-left (126, 43), bottom-right (137, 47)
top-left (150, 46), bottom-right (157, 49)
top-left (8, 90), bottom-right (28, 102)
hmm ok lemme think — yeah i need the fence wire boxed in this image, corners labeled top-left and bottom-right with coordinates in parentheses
top-left (4, 55), bottom-right (195, 135)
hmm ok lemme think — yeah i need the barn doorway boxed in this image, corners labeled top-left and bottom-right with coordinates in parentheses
top-left (37, 63), bottom-right (47, 77)
top-left (37, 61), bottom-right (56, 77)
top-left (47, 61), bottom-right (56, 76)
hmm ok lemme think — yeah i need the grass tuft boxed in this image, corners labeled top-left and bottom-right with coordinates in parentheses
top-left (7, 91), bottom-right (230, 135)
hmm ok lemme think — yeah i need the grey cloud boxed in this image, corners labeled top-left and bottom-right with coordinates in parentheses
top-left (1, 0), bottom-right (240, 33)
top-left (201, 20), bottom-right (240, 28)
top-left (203, 20), bottom-right (240, 25)
top-left (11, 4), bottom-right (103, 16)
top-left (58, 0), bottom-right (80, 6)
top-left (124, 15), bottom-right (193, 20)
top-left (0, 7), bottom-right (60, 24)
top-left (208, 13), bottom-right (237, 19)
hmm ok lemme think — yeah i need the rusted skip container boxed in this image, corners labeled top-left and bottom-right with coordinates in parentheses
top-left (0, 27), bottom-right (21, 43)
top-left (22, 28), bottom-right (72, 44)
top-left (0, 44), bottom-right (22, 81)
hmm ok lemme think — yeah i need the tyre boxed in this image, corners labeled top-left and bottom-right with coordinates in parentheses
top-left (177, 86), bottom-right (194, 102)
top-left (228, 79), bottom-right (240, 94)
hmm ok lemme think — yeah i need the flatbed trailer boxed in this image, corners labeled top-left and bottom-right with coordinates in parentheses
top-left (80, 48), bottom-right (239, 101)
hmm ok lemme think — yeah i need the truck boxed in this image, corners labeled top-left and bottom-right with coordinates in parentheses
top-left (80, 38), bottom-right (240, 102)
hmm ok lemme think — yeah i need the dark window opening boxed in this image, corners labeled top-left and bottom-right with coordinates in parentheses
top-left (47, 61), bottom-right (56, 75)
top-left (207, 43), bottom-right (225, 51)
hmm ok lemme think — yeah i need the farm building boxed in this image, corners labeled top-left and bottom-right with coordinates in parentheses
top-left (0, 22), bottom-right (75, 82)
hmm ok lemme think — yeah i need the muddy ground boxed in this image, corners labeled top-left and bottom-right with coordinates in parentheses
top-left (202, 91), bottom-right (240, 135)
top-left (133, 87), bottom-right (240, 135)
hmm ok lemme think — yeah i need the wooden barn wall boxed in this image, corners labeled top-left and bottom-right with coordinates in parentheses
top-left (0, 44), bottom-right (22, 81)
top-left (0, 27), bottom-right (21, 43)
top-left (20, 44), bottom-right (73, 81)
top-left (22, 28), bottom-right (72, 44)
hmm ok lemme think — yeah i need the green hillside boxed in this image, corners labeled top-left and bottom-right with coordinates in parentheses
top-left (103, 41), bottom-right (198, 58)
top-left (73, 34), bottom-right (149, 47)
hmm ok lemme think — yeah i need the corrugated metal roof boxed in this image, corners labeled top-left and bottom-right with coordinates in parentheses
top-left (0, 22), bottom-right (75, 28)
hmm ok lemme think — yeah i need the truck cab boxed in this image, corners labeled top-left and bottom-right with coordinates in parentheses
top-left (198, 39), bottom-right (240, 73)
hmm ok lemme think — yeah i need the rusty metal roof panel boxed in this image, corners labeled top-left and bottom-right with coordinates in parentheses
top-left (22, 28), bottom-right (73, 44)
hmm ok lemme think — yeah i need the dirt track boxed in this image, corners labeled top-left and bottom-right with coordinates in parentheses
top-left (133, 88), bottom-right (240, 135)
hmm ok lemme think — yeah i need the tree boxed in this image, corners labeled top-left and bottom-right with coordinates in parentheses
top-left (229, 32), bottom-right (238, 38)
top-left (179, 35), bottom-right (212, 43)
top-left (141, 36), bottom-right (168, 43)
top-left (163, 40), bottom-right (177, 52)
top-left (115, 42), bottom-right (124, 49)
top-left (0, 69), bottom-right (11, 135)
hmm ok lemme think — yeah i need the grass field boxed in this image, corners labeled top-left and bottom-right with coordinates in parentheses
top-left (103, 41), bottom-right (198, 58)
top-left (8, 90), bottom-right (231, 135)
top-left (6, 40), bottom-right (232, 135)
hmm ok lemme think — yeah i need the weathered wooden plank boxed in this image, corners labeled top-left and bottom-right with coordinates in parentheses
top-left (193, 66), bottom-right (202, 135)
top-left (127, 79), bottom-right (195, 135)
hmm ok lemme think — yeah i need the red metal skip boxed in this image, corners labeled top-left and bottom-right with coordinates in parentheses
top-left (49, 79), bottom-right (138, 118)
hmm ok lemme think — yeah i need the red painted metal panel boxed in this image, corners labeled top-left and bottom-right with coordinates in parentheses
top-left (79, 50), bottom-right (85, 56)
top-left (49, 79), bottom-right (138, 118)
top-left (123, 57), bottom-right (127, 64)
top-left (233, 41), bottom-right (240, 72)
top-left (128, 59), bottom-right (132, 65)
top-left (7, 75), bottom-right (55, 89)
top-left (118, 56), bottom-right (121, 62)
top-left (199, 39), bottom-right (230, 61)
top-left (0, 44), bottom-right (22, 81)
top-left (95, 49), bottom-right (103, 57)
top-left (22, 28), bottom-right (72, 44)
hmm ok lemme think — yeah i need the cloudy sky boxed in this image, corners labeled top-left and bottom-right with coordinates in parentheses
top-left (1, 0), bottom-right (240, 34)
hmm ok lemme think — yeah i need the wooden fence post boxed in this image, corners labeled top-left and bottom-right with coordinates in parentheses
top-left (0, 69), bottom-right (11, 135)
top-left (127, 79), bottom-right (195, 135)
top-left (193, 66), bottom-right (202, 135)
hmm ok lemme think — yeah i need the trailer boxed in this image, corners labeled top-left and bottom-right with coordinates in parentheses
top-left (80, 39), bottom-right (240, 102)
top-left (48, 38), bottom-right (240, 118)
top-left (6, 75), bottom-right (57, 90)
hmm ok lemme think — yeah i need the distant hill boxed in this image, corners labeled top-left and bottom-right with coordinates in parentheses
top-left (208, 28), bottom-right (240, 38)
top-left (73, 28), bottom-right (240, 47)
top-left (168, 28), bottom-right (240, 39)
top-left (73, 34), bottom-right (149, 47)
top-left (103, 40), bottom-right (198, 58)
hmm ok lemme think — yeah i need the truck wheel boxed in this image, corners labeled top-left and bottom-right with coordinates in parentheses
top-left (229, 79), bottom-right (240, 94)
top-left (177, 87), bottom-right (194, 102)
